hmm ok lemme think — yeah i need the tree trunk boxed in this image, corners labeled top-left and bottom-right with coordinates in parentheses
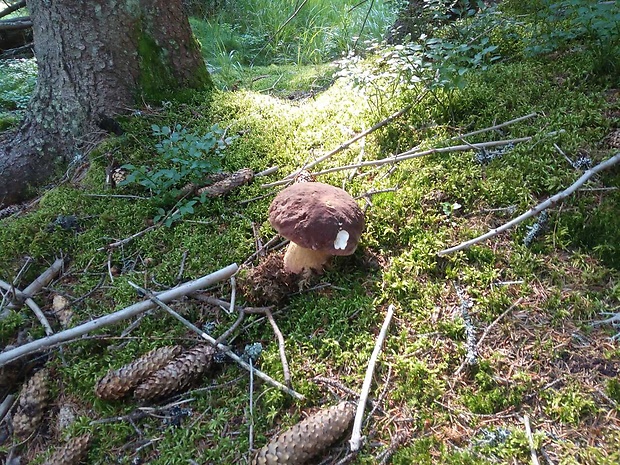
top-left (0, 0), bottom-right (211, 207)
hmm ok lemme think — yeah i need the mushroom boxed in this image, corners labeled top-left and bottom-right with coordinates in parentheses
top-left (268, 182), bottom-right (365, 274)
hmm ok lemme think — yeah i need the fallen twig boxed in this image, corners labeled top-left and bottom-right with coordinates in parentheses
top-left (248, 357), bottom-right (256, 460)
top-left (476, 297), bottom-right (524, 349)
top-left (7, 257), bottom-right (64, 310)
top-left (438, 152), bottom-right (620, 256)
top-left (0, 279), bottom-right (54, 336)
top-left (264, 307), bottom-right (292, 388)
top-left (311, 376), bottom-right (386, 415)
top-left (99, 224), bottom-right (159, 251)
top-left (255, 165), bottom-right (279, 177)
top-left (313, 137), bottom-right (534, 178)
top-left (215, 308), bottom-right (246, 345)
top-left (0, 264), bottom-right (239, 367)
top-left (0, 394), bottom-right (15, 424)
top-left (251, 222), bottom-right (264, 258)
top-left (350, 304), bottom-right (395, 452)
top-left (454, 297), bottom-right (524, 376)
top-left (242, 235), bottom-right (282, 266)
top-left (176, 250), bottom-right (188, 283)
top-left (127, 282), bottom-right (305, 401)
top-left (0, 1), bottom-right (26, 20)
top-left (228, 276), bottom-right (237, 315)
top-left (377, 431), bottom-right (409, 465)
top-left (523, 414), bottom-right (541, 465)
top-left (447, 112), bottom-right (538, 143)
top-left (261, 105), bottom-right (415, 188)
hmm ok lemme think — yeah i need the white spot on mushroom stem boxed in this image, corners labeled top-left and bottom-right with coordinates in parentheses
top-left (334, 230), bottom-right (349, 250)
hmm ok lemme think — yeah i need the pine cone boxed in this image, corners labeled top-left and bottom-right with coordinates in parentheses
top-left (253, 401), bottom-right (355, 465)
top-left (12, 368), bottom-right (51, 438)
top-left (95, 345), bottom-right (183, 400)
top-left (42, 434), bottom-right (91, 465)
top-left (134, 345), bottom-right (215, 401)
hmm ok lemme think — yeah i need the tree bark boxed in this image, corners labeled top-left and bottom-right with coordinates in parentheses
top-left (0, 0), bottom-right (211, 207)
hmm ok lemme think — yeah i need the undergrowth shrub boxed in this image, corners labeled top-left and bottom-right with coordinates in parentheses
top-left (120, 123), bottom-right (238, 226)
top-left (523, 0), bottom-right (620, 84)
top-left (338, 0), bottom-right (620, 115)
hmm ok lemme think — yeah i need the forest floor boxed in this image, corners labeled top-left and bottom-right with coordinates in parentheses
top-left (1, 6), bottom-right (620, 465)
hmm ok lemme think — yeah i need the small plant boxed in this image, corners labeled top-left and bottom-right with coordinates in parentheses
top-left (337, 7), bottom-right (500, 113)
top-left (0, 58), bottom-right (37, 129)
top-left (544, 384), bottom-right (597, 425)
top-left (120, 123), bottom-right (237, 225)
top-left (524, 0), bottom-right (620, 56)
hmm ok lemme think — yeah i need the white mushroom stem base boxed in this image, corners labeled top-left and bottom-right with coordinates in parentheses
top-left (283, 242), bottom-right (331, 274)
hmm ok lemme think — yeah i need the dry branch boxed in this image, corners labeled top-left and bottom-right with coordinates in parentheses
top-left (7, 257), bottom-right (64, 310)
top-left (263, 112), bottom-right (539, 188)
top-left (264, 308), bottom-right (292, 388)
top-left (0, 1), bottom-right (26, 20)
top-left (523, 415), bottom-right (541, 465)
top-left (350, 304), bottom-right (395, 452)
top-left (446, 112), bottom-right (538, 143)
top-left (438, 152), bottom-right (620, 256)
top-left (320, 137), bottom-right (533, 176)
top-left (0, 16), bottom-right (31, 31)
top-left (0, 264), bottom-right (239, 367)
top-left (262, 105), bottom-right (415, 188)
top-left (0, 394), bottom-right (15, 424)
top-left (0, 279), bottom-right (54, 336)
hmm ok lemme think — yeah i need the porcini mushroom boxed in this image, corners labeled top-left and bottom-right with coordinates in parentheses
top-left (268, 182), bottom-right (365, 274)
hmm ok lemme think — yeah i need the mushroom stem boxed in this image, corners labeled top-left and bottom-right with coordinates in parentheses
top-left (283, 242), bottom-right (331, 274)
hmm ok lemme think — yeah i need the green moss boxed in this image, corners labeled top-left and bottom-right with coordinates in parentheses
top-left (543, 384), bottom-right (597, 425)
top-left (136, 30), bottom-right (212, 102)
top-left (606, 378), bottom-right (620, 404)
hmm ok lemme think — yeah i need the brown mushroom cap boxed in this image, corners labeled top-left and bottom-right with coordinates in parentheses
top-left (268, 182), bottom-right (365, 256)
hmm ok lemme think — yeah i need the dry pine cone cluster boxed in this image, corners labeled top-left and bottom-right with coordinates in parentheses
top-left (253, 401), bottom-right (355, 465)
top-left (95, 345), bottom-right (215, 401)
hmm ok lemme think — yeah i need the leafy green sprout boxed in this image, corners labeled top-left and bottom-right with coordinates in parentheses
top-left (119, 123), bottom-right (238, 226)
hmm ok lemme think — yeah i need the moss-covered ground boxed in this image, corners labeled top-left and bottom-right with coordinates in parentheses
top-left (1, 4), bottom-right (620, 465)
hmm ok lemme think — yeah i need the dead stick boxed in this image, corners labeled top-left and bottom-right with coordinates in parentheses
top-left (0, 264), bottom-right (238, 367)
top-left (0, 394), bottom-right (15, 424)
top-left (261, 105), bottom-right (415, 188)
top-left (0, 279), bottom-right (54, 336)
top-left (0, 1), bottom-right (26, 20)
top-left (215, 309), bottom-right (246, 345)
top-left (312, 137), bottom-right (534, 177)
top-left (454, 297), bottom-right (523, 376)
top-left (476, 297), bottom-right (524, 348)
top-left (126, 282), bottom-right (305, 401)
top-left (99, 224), bottom-right (158, 251)
top-left (446, 112), bottom-right (538, 143)
top-left (350, 304), bottom-right (395, 452)
top-left (438, 152), bottom-right (620, 256)
top-left (7, 257), bottom-right (64, 310)
top-left (264, 308), bottom-right (292, 388)
top-left (523, 414), bottom-right (541, 465)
